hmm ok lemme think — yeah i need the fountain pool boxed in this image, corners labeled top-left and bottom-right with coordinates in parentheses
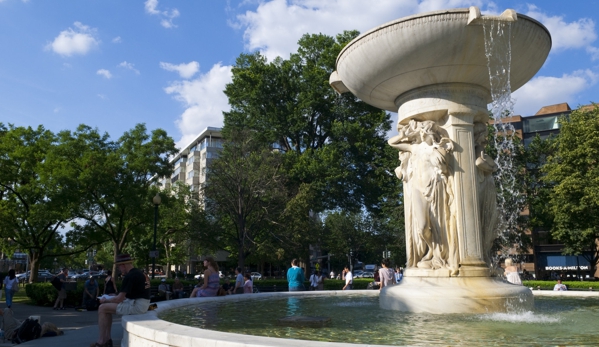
top-left (122, 291), bottom-right (599, 347)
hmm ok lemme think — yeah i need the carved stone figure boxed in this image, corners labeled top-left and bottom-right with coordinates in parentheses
top-left (388, 120), bottom-right (458, 275)
top-left (473, 123), bottom-right (499, 265)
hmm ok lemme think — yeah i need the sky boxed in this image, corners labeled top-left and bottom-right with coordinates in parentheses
top-left (1, 0), bottom-right (598, 149)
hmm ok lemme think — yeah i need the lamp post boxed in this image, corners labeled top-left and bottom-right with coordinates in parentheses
top-left (152, 193), bottom-right (161, 279)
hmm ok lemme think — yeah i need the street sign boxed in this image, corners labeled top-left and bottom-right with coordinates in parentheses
top-left (149, 250), bottom-right (159, 258)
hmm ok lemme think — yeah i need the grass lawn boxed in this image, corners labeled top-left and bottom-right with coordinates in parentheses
top-left (4, 287), bottom-right (34, 305)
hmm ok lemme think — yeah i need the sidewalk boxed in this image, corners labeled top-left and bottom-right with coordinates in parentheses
top-left (1, 303), bottom-right (122, 347)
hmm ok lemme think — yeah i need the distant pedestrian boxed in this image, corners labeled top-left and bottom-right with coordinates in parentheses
top-left (287, 259), bottom-right (305, 291)
top-left (243, 273), bottom-right (253, 293)
top-left (233, 267), bottom-right (244, 294)
top-left (104, 270), bottom-right (118, 296)
top-left (504, 258), bottom-right (522, 285)
top-left (342, 266), bottom-right (352, 290)
top-left (53, 268), bottom-right (69, 310)
top-left (330, 270), bottom-right (335, 279)
top-left (3, 269), bottom-right (18, 308)
top-left (379, 259), bottom-right (396, 292)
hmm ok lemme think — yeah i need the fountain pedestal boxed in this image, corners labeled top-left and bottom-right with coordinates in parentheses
top-left (330, 7), bottom-right (551, 313)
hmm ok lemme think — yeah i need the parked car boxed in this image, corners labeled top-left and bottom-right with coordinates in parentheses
top-left (18, 270), bottom-right (54, 282)
top-left (250, 272), bottom-right (262, 281)
top-left (194, 271), bottom-right (224, 280)
top-left (361, 271), bottom-right (374, 278)
top-left (353, 270), bottom-right (364, 278)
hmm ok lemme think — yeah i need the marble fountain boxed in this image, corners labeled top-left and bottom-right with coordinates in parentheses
top-left (118, 7), bottom-right (599, 347)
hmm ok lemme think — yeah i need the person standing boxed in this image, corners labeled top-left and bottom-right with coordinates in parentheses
top-left (91, 254), bottom-right (151, 347)
top-left (243, 273), bottom-right (253, 293)
top-left (287, 259), bottom-right (305, 291)
top-left (342, 266), bottom-right (352, 290)
top-left (309, 272), bottom-right (318, 291)
top-left (233, 267), bottom-right (244, 294)
top-left (103, 270), bottom-right (117, 296)
top-left (53, 268), bottom-right (69, 310)
top-left (330, 270), bottom-right (335, 279)
top-left (3, 269), bottom-right (18, 308)
top-left (378, 259), bottom-right (396, 292)
top-left (316, 271), bottom-right (324, 291)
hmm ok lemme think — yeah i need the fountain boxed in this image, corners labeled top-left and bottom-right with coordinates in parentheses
top-left (116, 7), bottom-right (599, 347)
top-left (329, 6), bottom-right (551, 313)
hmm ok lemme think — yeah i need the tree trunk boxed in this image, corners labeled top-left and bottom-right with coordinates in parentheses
top-left (111, 242), bottom-right (120, 278)
top-left (28, 251), bottom-right (41, 283)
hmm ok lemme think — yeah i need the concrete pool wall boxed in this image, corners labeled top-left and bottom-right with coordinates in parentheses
top-left (121, 289), bottom-right (599, 347)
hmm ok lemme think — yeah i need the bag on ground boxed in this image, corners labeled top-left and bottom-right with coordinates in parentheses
top-left (12, 317), bottom-right (41, 344)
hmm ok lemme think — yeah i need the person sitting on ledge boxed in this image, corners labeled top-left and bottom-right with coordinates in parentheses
top-left (158, 278), bottom-right (171, 300)
top-left (190, 256), bottom-right (220, 298)
top-left (91, 254), bottom-right (151, 347)
top-left (553, 279), bottom-right (568, 291)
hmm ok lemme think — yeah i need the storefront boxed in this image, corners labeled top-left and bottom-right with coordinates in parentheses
top-left (535, 252), bottom-right (595, 280)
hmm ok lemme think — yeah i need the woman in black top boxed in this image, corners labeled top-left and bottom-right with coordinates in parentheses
top-left (104, 270), bottom-right (118, 295)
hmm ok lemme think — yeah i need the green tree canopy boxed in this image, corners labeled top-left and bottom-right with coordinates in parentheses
top-left (0, 124), bottom-right (79, 281)
top-left (223, 31), bottom-right (398, 215)
top-left (55, 124), bottom-right (177, 274)
top-left (544, 105), bottom-right (599, 271)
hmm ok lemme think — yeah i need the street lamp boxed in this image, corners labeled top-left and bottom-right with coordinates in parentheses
top-left (152, 193), bottom-right (161, 279)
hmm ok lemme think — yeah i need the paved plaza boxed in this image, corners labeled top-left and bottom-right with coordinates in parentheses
top-left (0, 303), bottom-right (122, 347)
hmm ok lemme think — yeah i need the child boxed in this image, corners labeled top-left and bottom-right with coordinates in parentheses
top-left (243, 273), bottom-right (253, 294)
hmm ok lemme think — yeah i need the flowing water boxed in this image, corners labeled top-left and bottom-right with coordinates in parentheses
top-left (483, 19), bottom-right (526, 260)
top-left (160, 295), bottom-right (599, 346)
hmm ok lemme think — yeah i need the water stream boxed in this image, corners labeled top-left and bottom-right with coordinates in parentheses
top-left (483, 19), bottom-right (526, 261)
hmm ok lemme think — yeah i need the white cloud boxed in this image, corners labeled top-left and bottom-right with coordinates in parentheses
top-left (233, 0), bottom-right (483, 60)
top-left (144, 0), bottom-right (179, 28)
top-left (118, 61), bottom-right (140, 75)
top-left (525, 5), bottom-right (597, 54)
top-left (53, 107), bottom-right (61, 113)
top-left (96, 69), bottom-right (112, 79)
top-left (512, 69), bottom-right (599, 115)
top-left (112, 36), bottom-right (122, 43)
top-left (586, 46), bottom-right (599, 61)
top-left (45, 22), bottom-right (99, 57)
top-left (97, 94), bottom-right (108, 100)
top-left (164, 63), bottom-right (232, 148)
top-left (159, 61), bottom-right (199, 79)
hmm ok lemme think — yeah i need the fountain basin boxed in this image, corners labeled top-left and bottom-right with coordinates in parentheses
top-left (330, 7), bottom-right (551, 111)
top-left (121, 290), bottom-right (599, 346)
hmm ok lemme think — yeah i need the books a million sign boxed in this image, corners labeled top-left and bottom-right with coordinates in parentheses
top-left (545, 266), bottom-right (590, 271)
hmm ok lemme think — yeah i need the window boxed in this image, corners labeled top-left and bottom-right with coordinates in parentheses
top-left (523, 116), bottom-right (560, 133)
top-left (187, 170), bottom-right (198, 178)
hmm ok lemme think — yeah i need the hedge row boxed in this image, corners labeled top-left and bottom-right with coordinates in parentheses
top-left (522, 280), bottom-right (598, 291)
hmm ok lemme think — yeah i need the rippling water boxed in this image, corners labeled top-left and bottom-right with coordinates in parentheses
top-left (160, 295), bottom-right (599, 346)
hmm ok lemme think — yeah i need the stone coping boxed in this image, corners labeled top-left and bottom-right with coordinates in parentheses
top-left (121, 288), bottom-right (599, 347)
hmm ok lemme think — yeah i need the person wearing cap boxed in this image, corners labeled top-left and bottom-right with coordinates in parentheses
top-left (158, 278), bottom-right (171, 300)
top-left (91, 254), bottom-right (150, 347)
top-left (83, 275), bottom-right (99, 308)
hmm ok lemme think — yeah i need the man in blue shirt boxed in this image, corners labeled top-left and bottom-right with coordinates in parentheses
top-left (83, 275), bottom-right (99, 308)
top-left (287, 259), bottom-right (305, 291)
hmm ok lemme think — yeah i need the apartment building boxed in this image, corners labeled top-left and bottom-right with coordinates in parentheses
top-left (160, 127), bottom-right (223, 196)
top-left (501, 102), bottom-right (598, 280)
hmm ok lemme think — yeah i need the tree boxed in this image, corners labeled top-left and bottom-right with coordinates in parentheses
top-left (544, 105), bottom-right (599, 274)
top-left (55, 124), bottom-right (177, 274)
top-left (223, 31), bottom-right (398, 215)
top-left (202, 130), bottom-right (287, 270)
top-left (0, 125), bottom-right (79, 282)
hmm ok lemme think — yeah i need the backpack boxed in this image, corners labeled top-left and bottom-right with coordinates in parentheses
top-left (51, 276), bottom-right (62, 291)
top-left (12, 317), bottom-right (42, 344)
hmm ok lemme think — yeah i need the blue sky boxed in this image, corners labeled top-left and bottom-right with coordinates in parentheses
top-left (1, 0), bottom-right (598, 148)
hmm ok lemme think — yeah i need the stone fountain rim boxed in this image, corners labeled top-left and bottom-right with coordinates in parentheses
top-left (336, 7), bottom-right (551, 67)
top-left (121, 289), bottom-right (599, 347)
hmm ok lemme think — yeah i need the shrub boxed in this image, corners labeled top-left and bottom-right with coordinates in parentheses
top-left (523, 280), bottom-right (597, 291)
